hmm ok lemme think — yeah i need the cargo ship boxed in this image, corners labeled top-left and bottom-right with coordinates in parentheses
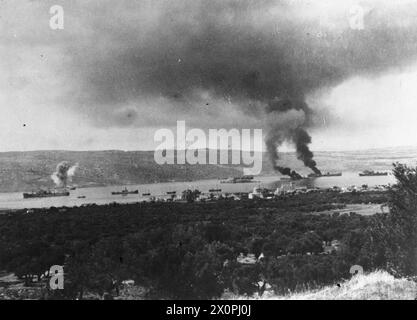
top-left (220, 175), bottom-right (258, 184)
top-left (359, 170), bottom-right (388, 177)
top-left (111, 188), bottom-right (139, 195)
top-left (23, 190), bottom-right (70, 199)
top-left (308, 172), bottom-right (342, 178)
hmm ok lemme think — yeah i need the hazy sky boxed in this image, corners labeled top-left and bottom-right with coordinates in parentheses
top-left (2, 0), bottom-right (417, 152)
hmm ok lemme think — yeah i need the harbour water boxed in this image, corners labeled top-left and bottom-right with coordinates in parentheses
top-left (0, 172), bottom-right (396, 210)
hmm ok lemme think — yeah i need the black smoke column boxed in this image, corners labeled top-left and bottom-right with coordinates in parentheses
top-left (292, 128), bottom-right (321, 175)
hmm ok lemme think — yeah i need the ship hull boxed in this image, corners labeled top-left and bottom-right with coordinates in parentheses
top-left (23, 192), bottom-right (70, 199)
top-left (308, 173), bottom-right (342, 178)
top-left (220, 179), bottom-right (259, 184)
top-left (111, 190), bottom-right (139, 195)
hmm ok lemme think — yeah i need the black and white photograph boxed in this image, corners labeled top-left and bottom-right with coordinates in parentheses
top-left (2, 0), bottom-right (417, 305)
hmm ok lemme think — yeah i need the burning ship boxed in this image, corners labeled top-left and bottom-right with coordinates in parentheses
top-left (308, 172), bottom-right (342, 178)
top-left (276, 167), bottom-right (307, 181)
top-left (280, 175), bottom-right (306, 181)
top-left (23, 190), bottom-right (70, 199)
top-left (23, 161), bottom-right (77, 199)
top-left (359, 170), bottom-right (388, 177)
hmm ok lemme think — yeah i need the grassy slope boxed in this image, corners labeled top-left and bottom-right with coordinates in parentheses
top-left (225, 271), bottom-right (417, 300)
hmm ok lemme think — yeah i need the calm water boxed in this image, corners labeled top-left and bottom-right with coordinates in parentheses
top-left (0, 172), bottom-right (396, 210)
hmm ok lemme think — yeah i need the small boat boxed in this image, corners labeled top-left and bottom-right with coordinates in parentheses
top-left (166, 191), bottom-right (177, 195)
top-left (77, 195), bottom-right (86, 199)
top-left (142, 192), bottom-right (151, 196)
top-left (111, 188), bottom-right (139, 195)
top-left (208, 189), bottom-right (222, 193)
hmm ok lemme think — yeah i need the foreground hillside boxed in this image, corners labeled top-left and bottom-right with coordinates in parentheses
top-left (0, 192), bottom-right (385, 299)
top-left (225, 271), bottom-right (417, 300)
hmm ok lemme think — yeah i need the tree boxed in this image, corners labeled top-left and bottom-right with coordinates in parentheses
top-left (230, 264), bottom-right (264, 297)
top-left (366, 163), bottom-right (417, 277)
top-left (182, 189), bottom-right (201, 203)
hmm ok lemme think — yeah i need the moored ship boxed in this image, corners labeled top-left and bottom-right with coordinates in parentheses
top-left (23, 190), bottom-right (70, 199)
top-left (308, 172), bottom-right (342, 178)
top-left (111, 188), bottom-right (139, 195)
top-left (359, 170), bottom-right (388, 176)
top-left (220, 175), bottom-right (258, 184)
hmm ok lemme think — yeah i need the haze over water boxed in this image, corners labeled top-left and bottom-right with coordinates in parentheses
top-left (0, 172), bottom-right (395, 211)
top-left (0, 147), bottom-right (412, 210)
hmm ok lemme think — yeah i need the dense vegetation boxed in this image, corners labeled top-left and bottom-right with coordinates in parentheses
top-left (0, 189), bottom-right (390, 299)
top-left (365, 163), bottom-right (417, 279)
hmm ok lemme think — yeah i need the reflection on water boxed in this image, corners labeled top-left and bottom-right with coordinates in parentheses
top-left (0, 172), bottom-right (396, 210)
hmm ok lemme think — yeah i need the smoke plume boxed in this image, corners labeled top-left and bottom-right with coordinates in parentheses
top-left (275, 166), bottom-right (303, 180)
top-left (264, 97), bottom-right (320, 176)
top-left (292, 128), bottom-right (321, 175)
top-left (42, 0), bottom-right (417, 173)
top-left (51, 162), bottom-right (78, 188)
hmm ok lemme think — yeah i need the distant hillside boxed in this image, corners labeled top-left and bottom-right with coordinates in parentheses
top-left (0, 150), bottom-right (243, 192)
top-left (0, 146), bottom-right (416, 192)
top-left (224, 271), bottom-right (417, 300)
